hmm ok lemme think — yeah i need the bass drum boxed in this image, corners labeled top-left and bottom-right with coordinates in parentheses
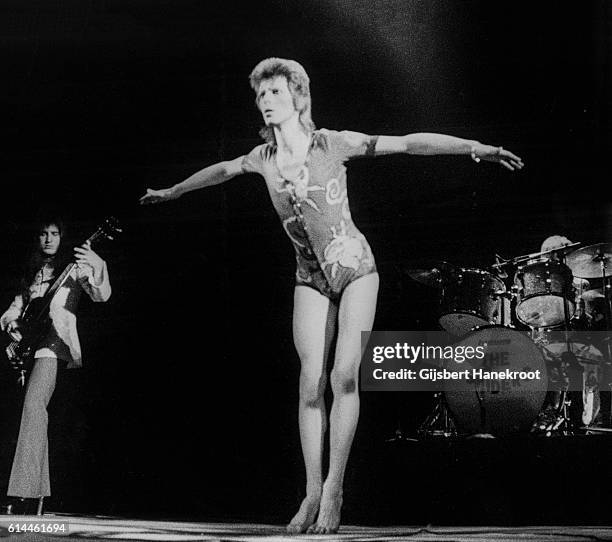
top-left (444, 326), bottom-right (548, 435)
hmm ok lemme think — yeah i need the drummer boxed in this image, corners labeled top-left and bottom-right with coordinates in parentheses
top-left (538, 234), bottom-right (590, 314)
top-left (539, 235), bottom-right (606, 326)
top-left (540, 235), bottom-right (573, 259)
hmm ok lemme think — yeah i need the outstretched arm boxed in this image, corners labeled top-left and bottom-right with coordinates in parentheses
top-left (139, 156), bottom-right (245, 205)
top-left (375, 133), bottom-right (524, 171)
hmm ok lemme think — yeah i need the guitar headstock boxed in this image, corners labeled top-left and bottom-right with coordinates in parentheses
top-left (80, 216), bottom-right (122, 247)
top-left (99, 216), bottom-right (122, 241)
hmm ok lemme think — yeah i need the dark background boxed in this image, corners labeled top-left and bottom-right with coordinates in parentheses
top-left (0, 0), bottom-right (610, 525)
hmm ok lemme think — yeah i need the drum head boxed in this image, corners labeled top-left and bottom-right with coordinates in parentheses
top-left (515, 295), bottom-right (574, 328)
top-left (444, 326), bottom-right (548, 435)
top-left (514, 260), bottom-right (575, 328)
top-left (439, 313), bottom-right (489, 337)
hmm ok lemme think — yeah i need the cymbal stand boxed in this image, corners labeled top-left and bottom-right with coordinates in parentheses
top-left (533, 344), bottom-right (576, 436)
top-left (416, 392), bottom-right (457, 438)
top-left (596, 251), bottom-right (612, 338)
top-left (561, 252), bottom-right (583, 432)
top-left (535, 251), bottom-right (578, 436)
top-left (595, 252), bottom-right (612, 426)
top-left (560, 253), bottom-right (579, 363)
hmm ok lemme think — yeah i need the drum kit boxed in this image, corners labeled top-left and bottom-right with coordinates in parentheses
top-left (405, 241), bottom-right (612, 438)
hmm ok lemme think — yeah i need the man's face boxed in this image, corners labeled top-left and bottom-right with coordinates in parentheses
top-left (256, 76), bottom-right (297, 126)
top-left (39, 224), bottom-right (61, 256)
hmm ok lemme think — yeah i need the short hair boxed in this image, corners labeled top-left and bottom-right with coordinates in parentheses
top-left (249, 58), bottom-right (316, 143)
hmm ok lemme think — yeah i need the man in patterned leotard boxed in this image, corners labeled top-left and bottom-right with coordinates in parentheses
top-left (141, 57), bottom-right (524, 534)
top-left (241, 129), bottom-right (378, 299)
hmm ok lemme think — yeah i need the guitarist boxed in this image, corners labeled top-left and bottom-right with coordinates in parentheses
top-left (0, 218), bottom-right (111, 515)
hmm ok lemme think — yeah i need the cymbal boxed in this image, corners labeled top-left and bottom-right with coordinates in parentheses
top-left (566, 243), bottom-right (612, 279)
top-left (403, 260), bottom-right (456, 287)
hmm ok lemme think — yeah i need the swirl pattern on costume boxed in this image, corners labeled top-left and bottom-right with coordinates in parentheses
top-left (240, 128), bottom-right (378, 300)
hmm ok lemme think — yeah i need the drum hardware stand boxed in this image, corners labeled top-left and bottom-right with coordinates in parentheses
top-left (565, 242), bottom-right (612, 427)
top-left (583, 250), bottom-right (612, 427)
top-left (539, 386), bottom-right (575, 436)
top-left (385, 395), bottom-right (420, 442)
top-left (529, 266), bottom-right (580, 436)
top-left (495, 288), bottom-right (517, 328)
top-left (385, 422), bottom-right (419, 443)
top-left (474, 387), bottom-right (487, 434)
top-left (561, 268), bottom-right (575, 354)
top-left (544, 254), bottom-right (579, 435)
top-left (535, 357), bottom-right (577, 437)
top-left (416, 392), bottom-right (457, 438)
top-left (597, 256), bottom-right (612, 427)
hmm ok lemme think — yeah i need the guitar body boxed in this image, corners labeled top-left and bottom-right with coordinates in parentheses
top-left (5, 297), bottom-right (53, 372)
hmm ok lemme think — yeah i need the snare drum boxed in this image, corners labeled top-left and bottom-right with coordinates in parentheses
top-left (439, 268), bottom-right (509, 337)
top-left (444, 326), bottom-right (548, 434)
top-left (514, 259), bottom-right (575, 328)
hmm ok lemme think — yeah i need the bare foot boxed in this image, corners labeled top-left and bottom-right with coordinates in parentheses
top-left (307, 486), bottom-right (342, 534)
top-left (286, 495), bottom-right (320, 534)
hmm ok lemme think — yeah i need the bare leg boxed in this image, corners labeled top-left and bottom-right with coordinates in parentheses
top-left (309, 273), bottom-right (379, 534)
top-left (287, 286), bottom-right (338, 533)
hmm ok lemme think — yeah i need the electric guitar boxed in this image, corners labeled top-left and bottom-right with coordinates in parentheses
top-left (4, 217), bottom-right (121, 385)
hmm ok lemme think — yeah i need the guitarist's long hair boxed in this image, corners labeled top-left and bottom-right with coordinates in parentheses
top-left (20, 217), bottom-right (73, 301)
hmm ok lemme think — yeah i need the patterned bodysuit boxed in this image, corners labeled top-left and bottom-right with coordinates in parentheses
top-left (242, 129), bottom-right (378, 300)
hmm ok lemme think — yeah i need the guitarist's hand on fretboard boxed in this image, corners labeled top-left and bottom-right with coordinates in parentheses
top-left (74, 241), bottom-right (106, 283)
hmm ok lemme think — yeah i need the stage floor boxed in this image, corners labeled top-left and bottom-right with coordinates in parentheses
top-left (1, 516), bottom-right (612, 542)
